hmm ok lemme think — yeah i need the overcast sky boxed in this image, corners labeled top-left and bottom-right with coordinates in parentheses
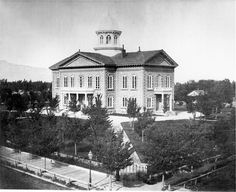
top-left (0, 0), bottom-right (235, 83)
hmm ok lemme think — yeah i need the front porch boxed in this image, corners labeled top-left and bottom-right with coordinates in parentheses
top-left (154, 93), bottom-right (173, 115)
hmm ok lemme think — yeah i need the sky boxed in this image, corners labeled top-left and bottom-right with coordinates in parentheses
top-left (0, 0), bottom-right (235, 83)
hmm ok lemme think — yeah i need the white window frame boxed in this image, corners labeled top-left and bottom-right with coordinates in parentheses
top-left (79, 75), bottom-right (84, 88)
top-left (166, 76), bottom-right (170, 88)
top-left (56, 77), bottom-right (60, 88)
top-left (147, 75), bottom-right (153, 89)
top-left (88, 76), bottom-right (92, 88)
top-left (132, 75), bottom-right (137, 89)
top-left (107, 75), bottom-right (114, 90)
top-left (122, 97), bottom-right (128, 108)
top-left (107, 96), bottom-right (114, 108)
top-left (95, 76), bottom-right (100, 89)
top-left (71, 76), bottom-right (74, 87)
top-left (147, 97), bottom-right (153, 108)
top-left (64, 76), bottom-right (68, 87)
top-left (122, 76), bottom-right (128, 89)
top-left (157, 75), bottom-right (162, 88)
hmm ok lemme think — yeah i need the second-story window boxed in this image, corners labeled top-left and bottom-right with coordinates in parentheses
top-left (56, 77), bottom-right (60, 88)
top-left (166, 76), bottom-right (170, 88)
top-left (132, 75), bottom-right (137, 89)
top-left (96, 76), bottom-right (100, 89)
top-left (71, 76), bottom-right (74, 87)
top-left (122, 76), bottom-right (127, 89)
top-left (79, 75), bottom-right (84, 88)
top-left (64, 76), bottom-right (68, 87)
top-left (157, 75), bottom-right (162, 88)
top-left (147, 75), bottom-right (153, 89)
top-left (88, 76), bottom-right (92, 88)
top-left (107, 75), bottom-right (113, 90)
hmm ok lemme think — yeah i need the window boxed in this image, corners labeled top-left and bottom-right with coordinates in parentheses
top-left (107, 75), bottom-right (113, 89)
top-left (96, 76), bottom-right (100, 89)
top-left (122, 97), bottom-right (128, 107)
top-left (88, 76), bottom-right (92, 88)
top-left (132, 75), bottom-right (137, 89)
top-left (71, 76), bottom-right (74, 87)
top-left (147, 97), bottom-right (153, 108)
top-left (114, 35), bottom-right (117, 44)
top-left (64, 76), bottom-right (68, 87)
top-left (166, 76), bottom-right (170, 88)
top-left (56, 77), bottom-right (60, 88)
top-left (64, 94), bottom-right (68, 105)
top-left (147, 75), bottom-right (153, 89)
top-left (157, 75), bottom-right (162, 88)
top-left (106, 35), bottom-right (111, 44)
top-left (107, 96), bottom-right (113, 108)
top-left (100, 35), bottom-right (103, 44)
top-left (122, 76), bottom-right (128, 89)
top-left (79, 76), bottom-right (84, 88)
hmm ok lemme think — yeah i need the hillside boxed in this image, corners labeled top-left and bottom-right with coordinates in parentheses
top-left (0, 60), bottom-right (51, 82)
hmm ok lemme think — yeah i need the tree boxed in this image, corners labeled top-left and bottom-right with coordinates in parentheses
top-left (66, 118), bottom-right (90, 156)
top-left (82, 94), bottom-right (111, 147)
top-left (134, 107), bottom-right (155, 137)
top-left (69, 97), bottom-right (80, 116)
top-left (100, 130), bottom-right (133, 181)
top-left (143, 120), bottom-right (217, 175)
top-left (126, 98), bottom-right (140, 129)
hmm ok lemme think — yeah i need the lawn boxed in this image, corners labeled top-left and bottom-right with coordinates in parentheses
top-left (121, 120), bottom-right (194, 163)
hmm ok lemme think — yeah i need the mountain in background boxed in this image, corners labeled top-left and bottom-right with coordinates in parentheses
top-left (0, 60), bottom-right (51, 82)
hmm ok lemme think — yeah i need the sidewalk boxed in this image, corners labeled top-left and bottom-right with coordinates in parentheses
top-left (0, 146), bottom-right (122, 190)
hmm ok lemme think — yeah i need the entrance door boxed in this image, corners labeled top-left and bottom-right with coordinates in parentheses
top-left (156, 94), bottom-right (162, 111)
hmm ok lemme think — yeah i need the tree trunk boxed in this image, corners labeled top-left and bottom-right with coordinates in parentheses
top-left (74, 142), bottom-right (77, 156)
top-left (115, 169), bottom-right (120, 181)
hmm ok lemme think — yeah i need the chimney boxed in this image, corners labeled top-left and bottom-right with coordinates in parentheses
top-left (138, 46), bottom-right (141, 52)
top-left (122, 44), bottom-right (126, 57)
top-left (78, 49), bottom-right (80, 52)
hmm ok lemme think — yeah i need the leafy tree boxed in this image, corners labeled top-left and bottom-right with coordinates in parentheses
top-left (126, 98), bottom-right (140, 128)
top-left (82, 94), bottom-right (111, 146)
top-left (69, 97), bottom-right (80, 116)
top-left (65, 118), bottom-right (90, 156)
top-left (100, 130), bottom-right (133, 181)
top-left (134, 107), bottom-right (155, 137)
top-left (143, 120), bottom-right (217, 175)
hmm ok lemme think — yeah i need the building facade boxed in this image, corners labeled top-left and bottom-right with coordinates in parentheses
top-left (49, 15), bottom-right (178, 114)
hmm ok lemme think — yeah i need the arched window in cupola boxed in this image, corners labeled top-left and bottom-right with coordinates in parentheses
top-left (114, 35), bottom-right (118, 44)
top-left (106, 35), bottom-right (111, 44)
top-left (100, 35), bottom-right (104, 44)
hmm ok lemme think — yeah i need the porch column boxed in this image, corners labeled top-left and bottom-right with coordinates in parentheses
top-left (169, 94), bottom-right (173, 111)
top-left (161, 93), bottom-right (164, 111)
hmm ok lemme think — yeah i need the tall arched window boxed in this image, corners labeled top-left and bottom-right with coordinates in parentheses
top-left (100, 35), bottom-right (103, 44)
top-left (106, 35), bottom-right (111, 44)
top-left (114, 35), bottom-right (118, 44)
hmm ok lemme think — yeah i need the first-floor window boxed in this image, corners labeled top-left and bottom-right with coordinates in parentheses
top-left (64, 76), bottom-right (68, 87)
top-left (56, 77), bottom-right (60, 88)
top-left (88, 76), bottom-right (92, 88)
top-left (147, 97), bottom-right (153, 108)
top-left (107, 96), bottom-right (114, 108)
top-left (122, 97), bottom-right (128, 107)
top-left (64, 94), bottom-right (68, 105)
top-left (96, 76), bottom-right (100, 89)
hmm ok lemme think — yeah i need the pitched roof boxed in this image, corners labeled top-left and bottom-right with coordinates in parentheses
top-left (187, 90), bottom-right (205, 97)
top-left (49, 51), bottom-right (115, 70)
top-left (111, 49), bottom-right (178, 67)
top-left (49, 49), bottom-right (178, 70)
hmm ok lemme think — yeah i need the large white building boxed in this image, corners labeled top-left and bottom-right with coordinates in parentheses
top-left (49, 14), bottom-right (178, 114)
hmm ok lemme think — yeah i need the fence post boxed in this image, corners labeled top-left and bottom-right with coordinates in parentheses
top-left (162, 174), bottom-right (165, 187)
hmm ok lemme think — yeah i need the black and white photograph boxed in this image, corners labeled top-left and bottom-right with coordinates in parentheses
top-left (0, 0), bottom-right (235, 191)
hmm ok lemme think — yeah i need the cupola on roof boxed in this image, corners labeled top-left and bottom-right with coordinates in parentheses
top-left (98, 13), bottom-right (120, 31)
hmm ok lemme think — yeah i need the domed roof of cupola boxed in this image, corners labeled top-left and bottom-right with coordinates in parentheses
top-left (98, 13), bottom-right (120, 31)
